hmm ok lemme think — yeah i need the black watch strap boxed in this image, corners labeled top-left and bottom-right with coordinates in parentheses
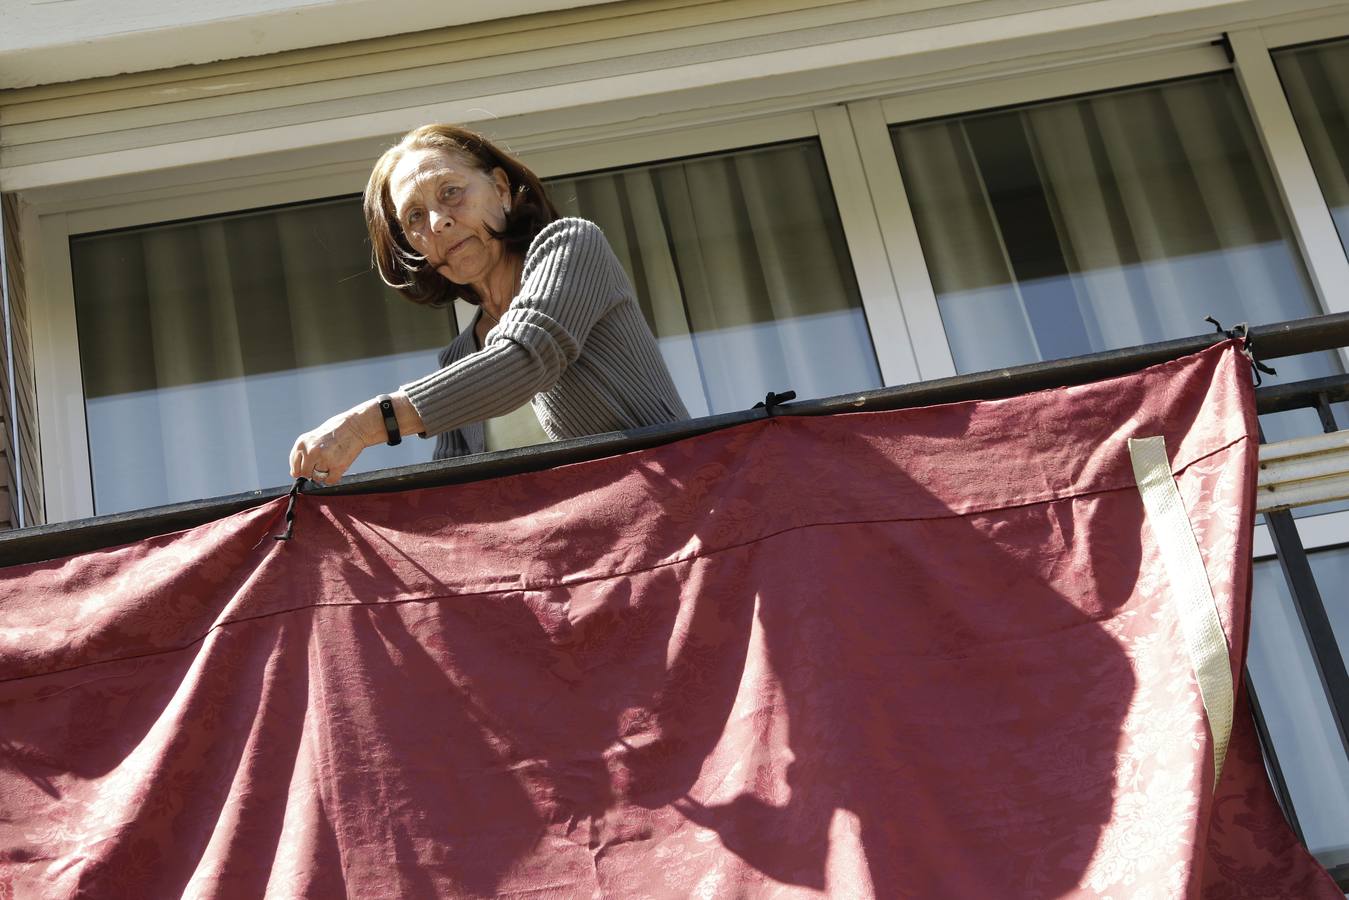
top-left (377, 394), bottom-right (402, 446)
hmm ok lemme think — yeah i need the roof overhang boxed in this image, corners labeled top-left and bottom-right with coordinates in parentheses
top-left (0, 0), bottom-right (617, 90)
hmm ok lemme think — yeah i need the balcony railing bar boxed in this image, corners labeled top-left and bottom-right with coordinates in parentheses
top-left (4, 312), bottom-right (1349, 570)
top-left (1315, 392), bottom-right (1341, 433)
top-left (1251, 372), bottom-right (1349, 414)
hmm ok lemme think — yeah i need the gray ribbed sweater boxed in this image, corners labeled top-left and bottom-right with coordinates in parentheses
top-left (401, 218), bottom-right (691, 459)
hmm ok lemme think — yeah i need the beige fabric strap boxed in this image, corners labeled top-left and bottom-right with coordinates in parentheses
top-left (1128, 435), bottom-right (1234, 787)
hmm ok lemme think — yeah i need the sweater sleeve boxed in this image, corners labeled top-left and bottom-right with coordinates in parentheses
top-left (399, 218), bottom-right (627, 437)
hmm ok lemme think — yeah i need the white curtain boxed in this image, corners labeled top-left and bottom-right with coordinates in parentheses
top-left (71, 198), bottom-right (454, 514)
top-left (895, 75), bottom-right (1321, 375)
top-left (548, 140), bottom-right (881, 418)
top-left (893, 73), bottom-right (1341, 445)
top-left (892, 120), bottom-right (1039, 370)
top-left (1276, 39), bottom-right (1349, 253)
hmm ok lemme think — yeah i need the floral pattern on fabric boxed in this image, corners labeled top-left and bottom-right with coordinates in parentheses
top-left (0, 341), bottom-right (1338, 898)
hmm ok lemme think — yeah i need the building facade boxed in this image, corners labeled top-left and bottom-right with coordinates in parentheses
top-left (2, 0), bottom-right (1347, 879)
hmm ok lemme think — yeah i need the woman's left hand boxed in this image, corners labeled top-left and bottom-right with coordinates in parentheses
top-left (289, 403), bottom-right (382, 485)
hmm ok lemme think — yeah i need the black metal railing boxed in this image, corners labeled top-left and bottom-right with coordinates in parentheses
top-left (5, 311), bottom-right (1349, 566)
top-left (1254, 386), bottom-right (1349, 890)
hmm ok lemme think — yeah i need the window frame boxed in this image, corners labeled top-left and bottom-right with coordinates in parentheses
top-left (1230, 27), bottom-right (1349, 368)
top-left (872, 43), bottom-right (1230, 374)
top-left (867, 45), bottom-right (1235, 382)
top-left (28, 110), bottom-right (923, 522)
top-left (864, 34), bottom-right (1349, 559)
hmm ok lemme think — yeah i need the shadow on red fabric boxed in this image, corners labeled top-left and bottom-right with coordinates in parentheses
top-left (0, 341), bottom-right (1339, 898)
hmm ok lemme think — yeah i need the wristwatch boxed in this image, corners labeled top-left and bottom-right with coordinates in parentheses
top-left (377, 394), bottom-right (402, 446)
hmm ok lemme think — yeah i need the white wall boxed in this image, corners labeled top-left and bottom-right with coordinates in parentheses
top-left (2, 0), bottom-right (1338, 195)
top-left (0, 0), bottom-right (614, 90)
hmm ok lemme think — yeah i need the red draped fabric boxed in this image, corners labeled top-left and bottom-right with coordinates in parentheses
top-left (0, 342), bottom-right (1339, 898)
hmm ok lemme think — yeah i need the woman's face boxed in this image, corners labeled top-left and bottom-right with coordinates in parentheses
top-left (389, 147), bottom-right (513, 289)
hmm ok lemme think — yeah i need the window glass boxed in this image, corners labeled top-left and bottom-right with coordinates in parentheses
top-left (72, 198), bottom-right (455, 515)
top-left (1306, 545), bottom-right (1349, 658)
top-left (73, 140), bottom-right (877, 514)
top-left (1249, 552), bottom-right (1349, 866)
top-left (889, 73), bottom-right (1344, 448)
top-left (547, 140), bottom-right (880, 419)
top-left (1276, 38), bottom-right (1349, 258)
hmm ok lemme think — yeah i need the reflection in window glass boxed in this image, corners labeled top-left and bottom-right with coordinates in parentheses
top-left (1249, 554), bottom-right (1349, 864)
top-left (1276, 39), bottom-right (1349, 258)
top-left (890, 73), bottom-right (1344, 447)
top-left (547, 140), bottom-right (881, 419)
top-left (72, 198), bottom-right (455, 515)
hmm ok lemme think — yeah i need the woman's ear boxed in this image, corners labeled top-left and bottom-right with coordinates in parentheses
top-left (491, 167), bottom-right (511, 210)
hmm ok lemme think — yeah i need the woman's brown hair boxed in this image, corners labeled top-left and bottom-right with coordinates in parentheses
top-left (364, 124), bottom-right (560, 307)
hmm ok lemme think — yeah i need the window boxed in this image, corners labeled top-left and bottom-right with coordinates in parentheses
top-left (69, 139), bottom-right (879, 514)
top-left (547, 139), bottom-right (880, 419)
top-left (1276, 38), bottom-right (1349, 260)
top-left (71, 197), bottom-right (455, 515)
top-left (889, 73), bottom-right (1343, 445)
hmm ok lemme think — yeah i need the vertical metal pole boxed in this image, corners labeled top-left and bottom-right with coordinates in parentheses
top-left (1246, 677), bottom-right (1306, 844)
top-left (1313, 392), bottom-right (1339, 433)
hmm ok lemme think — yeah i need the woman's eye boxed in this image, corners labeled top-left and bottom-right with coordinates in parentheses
top-left (440, 185), bottom-right (460, 201)
top-left (406, 210), bottom-right (424, 227)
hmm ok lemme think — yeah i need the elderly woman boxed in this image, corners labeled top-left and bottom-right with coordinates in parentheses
top-left (289, 124), bottom-right (689, 484)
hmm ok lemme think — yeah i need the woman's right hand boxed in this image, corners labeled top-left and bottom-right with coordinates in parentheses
top-left (288, 392), bottom-right (425, 484)
top-left (288, 403), bottom-right (382, 485)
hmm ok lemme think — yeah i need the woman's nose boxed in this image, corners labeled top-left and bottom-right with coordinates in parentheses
top-left (429, 208), bottom-right (453, 232)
